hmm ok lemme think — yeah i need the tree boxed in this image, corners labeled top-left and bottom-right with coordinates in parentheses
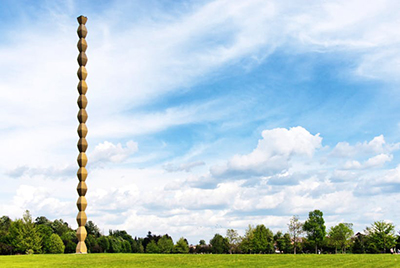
top-left (48, 234), bottom-right (65, 254)
top-left (146, 240), bottom-right (160, 253)
top-left (61, 231), bottom-right (77, 253)
top-left (282, 233), bottom-right (294, 253)
top-left (226, 229), bottom-right (240, 254)
top-left (157, 235), bottom-right (174, 253)
top-left (0, 216), bottom-right (13, 255)
top-left (351, 232), bottom-right (366, 254)
top-left (210, 233), bottom-right (229, 254)
top-left (0, 216), bottom-right (12, 231)
top-left (365, 221), bottom-right (396, 253)
top-left (303, 210), bottom-right (326, 254)
top-left (51, 219), bottom-right (71, 237)
top-left (252, 224), bottom-right (274, 253)
top-left (274, 231), bottom-right (292, 253)
top-left (85, 221), bottom-right (101, 238)
top-left (239, 225), bottom-right (255, 253)
top-left (131, 237), bottom-right (144, 253)
top-left (142, 231), bottom-right (161, 251)
top-left (98, 236), bottom-right (110, 253)
top-left (108, 236), bottom-right (125, 253)
top-left (173, 237), bottom-right (189, 253)
top-left (288, 215), bottom-right (303, 254)
top-left (9, 211), bottom-right (42, 254)
top-left (328, 223), bottom-right (354, 254)
top-left (36, 224), bottom-right (53, 253)
top-left (35, 216), bottom-right (50, 226)
top-left (85, 234), bottom-right (98, 253)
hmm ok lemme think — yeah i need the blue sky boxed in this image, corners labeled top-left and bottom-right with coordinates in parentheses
top-left (1, 0), bottom-right (400, 244)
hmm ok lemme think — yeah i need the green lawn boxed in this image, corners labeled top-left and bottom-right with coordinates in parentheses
top-left (1, 254), bottom-right (399, 268)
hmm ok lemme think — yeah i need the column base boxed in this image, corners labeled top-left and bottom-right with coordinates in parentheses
top-left (76, 241), bottom-right (87, 254)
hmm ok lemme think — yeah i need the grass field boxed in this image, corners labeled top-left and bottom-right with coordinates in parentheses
top-left (1, 253), bottom-right (400, 268)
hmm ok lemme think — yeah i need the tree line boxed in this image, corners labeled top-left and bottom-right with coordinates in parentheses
top-left (0, 210), bottom-right (399, 255)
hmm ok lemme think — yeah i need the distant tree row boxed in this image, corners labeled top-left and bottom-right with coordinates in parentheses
top-left (0, 210), bottom-right (189, 255)
top-left (1, 209), bottom-right (399, 255)
top-left (192, 210), bottom-right (399, 254)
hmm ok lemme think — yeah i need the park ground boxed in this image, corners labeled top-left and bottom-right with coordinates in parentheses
top-left (0, 254), bottom-right (400, 268)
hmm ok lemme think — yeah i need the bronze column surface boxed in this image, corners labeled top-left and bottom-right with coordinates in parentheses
top-left (76, 15), bottom-right (88, 254)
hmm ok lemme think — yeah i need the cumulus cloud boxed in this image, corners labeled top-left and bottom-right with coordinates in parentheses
top-left (343, 154), bottom-right (393, 170)
top-left (381, 165), bottom-right (400, 184)
top-left (211, 126), bottom-right (322, 178)
top-left (331, 135), bottom-right (399, 158)
top-left (0, 184), bottom-right (73, 221)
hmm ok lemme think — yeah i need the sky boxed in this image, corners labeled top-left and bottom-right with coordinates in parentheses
top-left (1, 0), bottom-right (400, 245)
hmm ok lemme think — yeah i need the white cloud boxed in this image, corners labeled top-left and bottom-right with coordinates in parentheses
top-left (331, 135), bottom-right (399, 158)
top-left (90, 140), bottom-right (138, 164)
top-left (381, 165), bottom-right (400, 184)
top-left (343, 154), bottom-right (393, 170)
top-left (211, 126), bottom-right (322, 177)
top-left (364, 154), bottom-right (393, 168)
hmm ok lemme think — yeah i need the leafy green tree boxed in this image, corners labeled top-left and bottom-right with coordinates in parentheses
top-left (61, 231), bottom-right (77, 253)
top-left (195, 240), bottom-right (211, 254)
top-left (226, 229), bottom-right (240, 254)
top-left (131, 237), bottom-right (144, 253)
top-left (85, 221), bottom-right (101, 238)
top-left (36, 224), bottom-right (53, 253)
top-left (108, 236), bottom-right (124, 253)
top-left (252, 224), bottom-right (274, 253)
top-left (0, 216), bottom-right (12, 232)
top-left (0, 216), bottom-right (13, 255)
top-left (158, 235), bottom-right (174, 253)
top-left (98, 236), bottom-right (110, 253)
top-left (48, 234), bottom-right (65, 254)
top-left (109, 230), bottom-right (134, 245)
top-left (239, 225), bottom-right (255, 253)
top-left (173, 237), bottom-right (189, 253)
top-left (365, 221), bottom-right (396, 253)
top-left (122, 240), bottom-right (132, 253)
top-left (51, 219), bottom-right (71, 237)
top-left (85, 234), bottom-right (98, 253)
top-left (139, 243), bottom-right (144, 253)
top-left (282, 233), bottom-right (294, 253)
top-left (351, 233), bottom-right (366, 254)
top-left (210, 233), bottom-right (229, 254)
top-left (288, 215), bottom-right (303, 254)
top-left (9, 211), bottom-right (42, 254)
top-left (274, 231), bottom-right (292, 253)
top-left (274, 231), bottom-right (284, 252)
top-left (328, 223), bottom-right (354, 253)
top-left (35, 216), bottom-right (50, 226)
top-left (303, 210), bottom-right (326, 254)
top-left (142, 231), bottom-right (162, 251)
top-left (146, 240), bottom-right (160, 253)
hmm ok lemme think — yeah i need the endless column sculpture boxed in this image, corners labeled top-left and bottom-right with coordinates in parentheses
top-left (76, 15), bottom-right (88, 254)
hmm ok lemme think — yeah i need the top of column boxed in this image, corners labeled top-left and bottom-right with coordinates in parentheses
top-left (77, 15), bottom-right (88, 25)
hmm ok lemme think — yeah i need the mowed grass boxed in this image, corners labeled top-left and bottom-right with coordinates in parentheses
top-left (1, 253), bottom-right (400, 268)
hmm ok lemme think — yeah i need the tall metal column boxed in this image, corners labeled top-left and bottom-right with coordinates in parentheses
top-left (76, 15), bottom-right (88, 254)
